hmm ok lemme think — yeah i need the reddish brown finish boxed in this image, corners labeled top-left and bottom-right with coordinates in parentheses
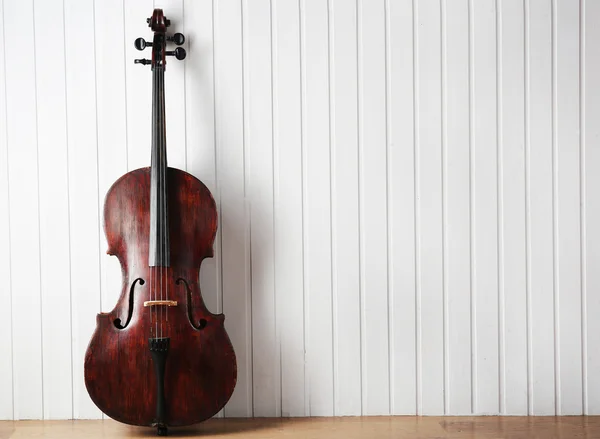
top-left (150, 9), bottom-right (167, 68)
top-left (84, 167), bottom-right (237, 427)
top-left (150, 9), bottom-right (168, 33)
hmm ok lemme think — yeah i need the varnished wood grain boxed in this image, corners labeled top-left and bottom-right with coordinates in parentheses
top-left (84, 167), bottom-right (236, 427)
top-left (0, 417), bottom-right (598, 439)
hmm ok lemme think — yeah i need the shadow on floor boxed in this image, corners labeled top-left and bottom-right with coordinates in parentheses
top-left (126, 418), bottom-right (286, 437)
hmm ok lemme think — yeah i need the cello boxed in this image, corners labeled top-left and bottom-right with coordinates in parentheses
top-left (84, 9), bottom-right (237, 436)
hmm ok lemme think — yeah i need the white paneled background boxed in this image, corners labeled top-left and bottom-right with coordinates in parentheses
top-left (0, 0), bottom-right (598, 420)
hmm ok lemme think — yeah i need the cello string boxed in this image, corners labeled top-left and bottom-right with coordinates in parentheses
top-left (163, 91), bottom-right (167, 335)
top-left (152, 66), bottom-right (154, 340)
top-left (164, 64), bottom-right (167, 339)
top-left (154, 65), bottom-right (158, 340)
top-left (160, 64), bottom-right (165, 340)
top-left (152, 271), bottom-right (154, 338)
top-left (149, 266), bottom-right (151, 338)
top-left (153, 95), bottom-right (156, 341)
top-left (150, 65), bottom-right (155, 340)
top-left (163, 65), bottom-right (168, 337)
top-left (162, 95), bottom-right (167, 336)
top-left (158, 65), bottom-right (162, 340)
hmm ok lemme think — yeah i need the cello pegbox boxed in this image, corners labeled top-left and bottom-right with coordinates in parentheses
top-left (146, 17), bottom-right (169, 26)
top-left (148, 9), bottom-right (168, 33)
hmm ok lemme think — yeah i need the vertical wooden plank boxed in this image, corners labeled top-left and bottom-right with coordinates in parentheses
top-left (214, 0), bottom-right (252, 417)
top-left (301, 0), bottom-right (334, 416)
top-left (415, 0), bottom-right (444, 415)
top-left (583, 0), bottom-right (600, 416)
top-left (443, 0), bottom-right (472, 415)
top-left (498, 0), bottom-right (528, 415)
top-left (0, 0), bottom-right (14, 421)
top-left (526, 0), bottom-right (555, 416)
top-left (471, 0), bottom-right (499, 415)
top-left (34, 0), bottom-right (74, 419)
top-left (64, 0), bottom-right (103, 419)
top-left (183, 0), bottom-right (223, 418)
top-left (1, 0), bottom-right (596, 419)
top-left (388, 0), bottom-right (417, 416)
top-left (330, 0), bottom-right (361, 416)
top-left (273, 0), bottom-right (306, 417)
top-left (243, 0), bottom-right (278, 417)
top-left (184, 0), bottom-right (220, 313)
top-left (554, 0), bottom-right (582, 416)
top-left (125, 0), bottom-right (153, 170)
top-left (4, 0), bottom-right (43, 420)
top-left (95, 0), bottom-right (129, 312)
top-left (154, 0), bottom-right (186, 170)
top-left (357, 0), bottom-right (389, 416)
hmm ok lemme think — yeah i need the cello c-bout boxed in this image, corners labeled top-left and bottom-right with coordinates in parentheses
top-left (84, 10), bottom-right (237, 436)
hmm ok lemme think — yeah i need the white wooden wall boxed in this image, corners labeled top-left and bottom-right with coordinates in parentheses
top-left (0, 0), bottom-right (598, 420)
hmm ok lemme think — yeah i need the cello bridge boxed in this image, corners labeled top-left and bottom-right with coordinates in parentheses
top-left (143, 300), bottom-right (178, 307)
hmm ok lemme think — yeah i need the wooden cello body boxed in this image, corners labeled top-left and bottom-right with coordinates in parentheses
top-left (84, 10), bottom-right (236, 435)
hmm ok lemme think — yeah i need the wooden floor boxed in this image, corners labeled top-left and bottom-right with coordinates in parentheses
top-left (0, 417), bottom-right (598, 439)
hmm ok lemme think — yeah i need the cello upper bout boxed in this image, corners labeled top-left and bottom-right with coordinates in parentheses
top-left (103, 167), bottom-right (151, 264)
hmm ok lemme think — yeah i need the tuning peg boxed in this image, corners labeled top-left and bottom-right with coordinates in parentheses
top-left (166, 47), bottom-right (186, 60)
top-left (134, 59), bottom-right (151, 65)
top-left (134, 37), bottom-right (152, 51)
top-left (167, 33), bottom-right (185, 45)
top-left (165, 19), bottom-right (171, 27)
top-left (146, 17), bottom-right (151, 25)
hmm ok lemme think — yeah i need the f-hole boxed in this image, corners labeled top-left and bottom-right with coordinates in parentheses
top-left (175, 278), bottom-right (207, 330)
top-left (114, 278), bottom-right (145, 329)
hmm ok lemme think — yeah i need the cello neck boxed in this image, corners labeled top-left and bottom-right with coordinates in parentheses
top-left (149, 58), bottom-right (170, 267)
